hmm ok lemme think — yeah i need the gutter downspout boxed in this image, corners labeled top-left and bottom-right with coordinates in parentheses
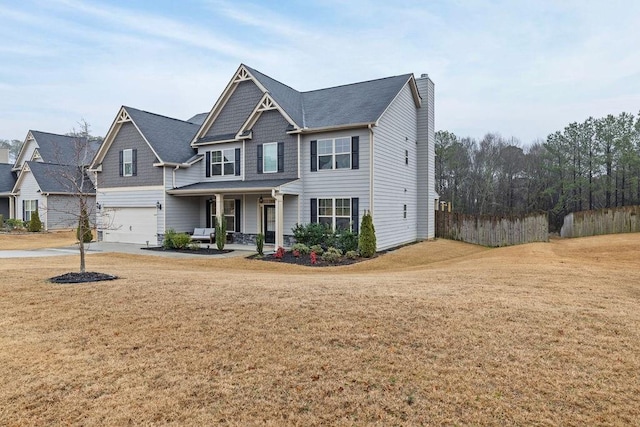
top-left (172, 164), bottom-right (180, 189)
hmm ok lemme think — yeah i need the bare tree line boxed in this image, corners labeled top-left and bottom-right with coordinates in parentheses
top-left (436, 111), bottom-right (640, 231)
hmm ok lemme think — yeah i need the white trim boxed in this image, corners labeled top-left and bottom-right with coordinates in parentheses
top-left (122, 148), bottom-right (133, 176)
top-left (316, 137), bottom-right (351, 171)
top-left (210, 148), bottom-right (236, 177)
top-left (235, 93), bottom-right (298, 139)
top-left (317, 197), bottom-right (352, 231)
top-left (99, 185), bottom-right (164, 192)
top-left (262, 142), bottom-right (278, 174)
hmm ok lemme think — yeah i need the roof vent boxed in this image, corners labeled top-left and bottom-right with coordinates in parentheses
top-left (421, 73), bottom-right (429, 78)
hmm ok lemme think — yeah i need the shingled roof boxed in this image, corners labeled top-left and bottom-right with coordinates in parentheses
top-left (243, 65), bottom-right (415, 129)
top-left (26, 161), bottom-right (95, 194)
top-left (124, 107), bottom-right (200, 164)
top-left (29, 131), bottom-right (101, 166)
top-left (0, 164), bottom-right (16, 194)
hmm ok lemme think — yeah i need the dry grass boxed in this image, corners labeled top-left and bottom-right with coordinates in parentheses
top-left (0, 230), bottom-right (78, 250)
top-left (1, 233), bottom-right (639, 425)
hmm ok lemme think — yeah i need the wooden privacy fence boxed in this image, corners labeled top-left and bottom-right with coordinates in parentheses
top-left (435, 211), bottom-right (549, 247)
top-left (560, 205), bottom-right (640, 238)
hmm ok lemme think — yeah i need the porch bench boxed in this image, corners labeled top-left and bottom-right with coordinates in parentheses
top-left (190, 228), bottom-right (216, 243)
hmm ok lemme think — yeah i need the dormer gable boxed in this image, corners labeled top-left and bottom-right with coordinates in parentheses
top-left (235, 93), bottom-right (299, 140)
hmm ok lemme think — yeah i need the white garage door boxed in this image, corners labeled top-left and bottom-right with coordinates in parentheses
top-left (103, 207), bottom-right (158, 244)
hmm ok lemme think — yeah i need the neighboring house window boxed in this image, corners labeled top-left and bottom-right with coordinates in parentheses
top-left (405, 150), bottom-right (409, 165)
top-left (404, 204), bottom-right (407, 219)
top-left (257, 142), bottom-right (284, 174)
top-left (317, 198), bottom-right (351, 230)
top-left (206, 148), bottom-right (241, 177)
top-left (310, 136), bottom-right (359, 171)
top-left (23, 200), bottom-right (38, 222)
top-left (210, 199), bottom-right (239, 232)
top-left (263, 142), bottom-right (278, 173)
top-left (119, 149), bottom-right (137, 177)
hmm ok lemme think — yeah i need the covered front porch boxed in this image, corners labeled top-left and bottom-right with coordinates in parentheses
top-left (166, 179), bottom-right (301, 248)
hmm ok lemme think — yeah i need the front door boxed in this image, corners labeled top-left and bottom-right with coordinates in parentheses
top-left (263, 205), bottom-right (276, 244)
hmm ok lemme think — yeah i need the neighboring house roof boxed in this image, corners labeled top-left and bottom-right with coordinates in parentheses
top-left (28, 131), bottom-right (101, 166)
top-left (26, 161), bottom-right (95, 194)
top-left (0, 163), bottom-right (16, 195)
top-left (186, 112), bottom-right (208, 125)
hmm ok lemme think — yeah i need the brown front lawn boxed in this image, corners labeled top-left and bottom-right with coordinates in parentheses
top-left (1, 233), bottom-right (639, 425)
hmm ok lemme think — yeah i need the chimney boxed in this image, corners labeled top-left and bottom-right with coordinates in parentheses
top-left (0, 148), bottom-right (8, 164)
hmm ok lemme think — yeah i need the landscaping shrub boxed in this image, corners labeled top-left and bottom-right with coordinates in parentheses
top-left (345, 250), bottom-right (359, 259)
top-left (28, 211), bottom-right (42, 232)
top-left (337, 228), bottom-right (358, 252)
top-left (292, 222), bottom-right (331, 247)
top-left (215, 217), bottom-right (226, 251)
top-left (309, 244), bottom-right (324, 255)
top-left (358, 211), bottom-right (376, 257)
top-left (256, 233), bottom-right (264, 256)
top-left (172, 233), bottom-right (192, 249)
top-left (77, 206), bottom-right (92, 243)
top-left (0, 214), bottom-right (4, 228)
top-left (321, 247), bottom-right (343, 263)
top-left (291, 242), bottom-right (310, 255)
top-left (274, 246), bottom-right (285, 259)
top-left (6, 218), bottom-right (24, 230)
top-left (163, 229), bottom-right (177, 249)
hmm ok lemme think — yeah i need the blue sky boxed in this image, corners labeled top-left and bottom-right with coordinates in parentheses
top-left (1, 0), bottom-right (639, 144)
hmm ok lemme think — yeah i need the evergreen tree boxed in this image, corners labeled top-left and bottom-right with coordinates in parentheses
top-left (358, 211), bottom-right (376, 258)
top-left (28, 210), bottom-right (42, 232)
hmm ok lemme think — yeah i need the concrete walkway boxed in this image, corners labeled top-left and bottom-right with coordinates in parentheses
top-left (0, 242), bottom-right (257, 259)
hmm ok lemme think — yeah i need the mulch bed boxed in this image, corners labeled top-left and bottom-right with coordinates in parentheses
top-left (253, 251), bottom-right (371, 267)
top-left (49, 272), bottom-right (118, 284)
top-left (141, 247), bottom-right (233, 255)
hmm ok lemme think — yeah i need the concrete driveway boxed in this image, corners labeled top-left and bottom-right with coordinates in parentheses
top-left (0, 242), bottom-right (255, 259)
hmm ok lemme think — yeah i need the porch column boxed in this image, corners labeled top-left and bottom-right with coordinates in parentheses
top-left (215, 193), bottom-right (223, 229)
top-left (9, 195), bottom-right (14, 219)
top-left (274, 192), bottom-right (284, 248)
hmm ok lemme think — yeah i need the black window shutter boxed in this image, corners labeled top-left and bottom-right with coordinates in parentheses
top-left (310, 140), bottom-right (317, 172)
top-left (310, 198), bottom-right (317, 223)
top-left (257, 144), bottom-right (263, 174)
top-left (205, 200), bottom-right (211, 228)
top-left (132, 149), bottom-right (138, 176)
top-left (351, 136), bottom-right (359, 169)
top-left (119, 150), bottom-right (123, 176)
top-left (235, 148), bottom-right (241, 176)
top-left (235, 199), bottom-right (241, 232)
top-left (22, 200), bottom-right (26, 221)
top-left (277, 142), bottom-right (284, 173)
top-left (351, 198), bottom-right (359, 234)
top-left (205, 151), bottom-right (211, 177)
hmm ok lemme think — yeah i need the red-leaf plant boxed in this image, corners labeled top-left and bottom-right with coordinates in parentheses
top-left (274, 246), bottom-right (285, 259)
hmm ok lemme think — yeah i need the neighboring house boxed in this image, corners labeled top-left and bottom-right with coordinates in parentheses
top-left (91, 64), bottom-right (435, 250)
top-left (0, 163), bottom-right (16, 219)
top-left (10, 131), bottom-right (100, 229)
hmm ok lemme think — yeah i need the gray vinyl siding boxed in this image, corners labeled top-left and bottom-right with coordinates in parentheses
top-left (164, 194), bottom-right (200, 234)
top-left (169, 162), bottom-right (204, 189)
top-left (45, 195), bottom-right (96, 230)
top-left (15, 171), bottom-right (43, 224)
top-left (99, 122), bottom-right (163, 188)
top-left (283, 195), bottom-right (298, 236)
top-left (373, 82), bottom-right (419, 250)
top-left (300, 128), bottom-right (370, 227)
top-left (205, 80), bottom-right (263, 139)
top-left (416, 76), bottom-right (435, 239)
top-left (244, 110), bottom-right (297, 181)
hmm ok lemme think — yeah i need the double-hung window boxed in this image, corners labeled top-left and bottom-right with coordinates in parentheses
top-left (122, 149), bottom-right (133, 176)
top-left (24, 200), bottom-right (37, 222)
top-left (318, 198), bottom-right (351, 230)
top-left (211, 149), bottom-right (235, 176)
top-left (211, 199), bottom-right (237, 232)
top-left (318, 137), bottom-right (351, 170)
top-left (263, 142), bottom-right (278, 173)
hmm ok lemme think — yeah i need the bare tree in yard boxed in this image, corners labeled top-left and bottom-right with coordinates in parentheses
top-left (43, 119), bottom-right (102, 273)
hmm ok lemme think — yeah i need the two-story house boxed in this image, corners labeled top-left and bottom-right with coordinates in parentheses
top-left (91, 64), bottom-right (435, 250)
top-left (9, 131), bottom-right (100, 230)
